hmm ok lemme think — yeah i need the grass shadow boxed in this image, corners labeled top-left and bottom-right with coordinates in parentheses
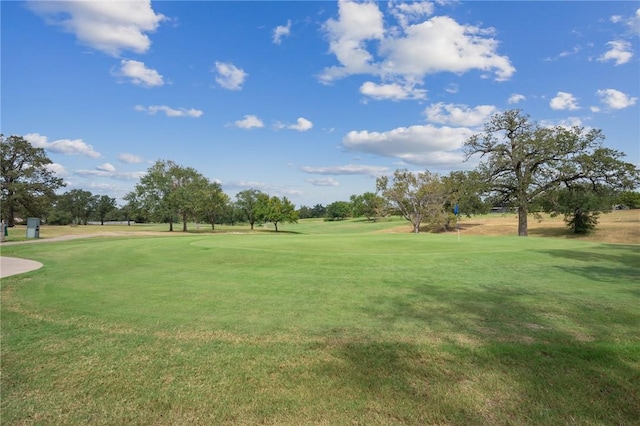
top-left (316, 282), bottom-right (640, 424)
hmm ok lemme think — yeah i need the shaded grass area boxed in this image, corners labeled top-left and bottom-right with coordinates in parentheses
top-left (1, 229), bottom-right (639, 424)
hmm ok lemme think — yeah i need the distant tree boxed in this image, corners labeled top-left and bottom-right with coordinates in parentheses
top-left (257, 195), bottom-right (298, 232)
top-left (167, 165), bottom-right (209, 232)
top-left (326, 201), bottom-right (351, 221)
top-left (376, 169), bottom-right (447, 233)
top-left (350, 192), bottom-right (387, 221)
top-left (126, 160), bottom-right (209, 231)
top-left (539, 183), bottom-right (614, 234)
top-left (236, 189), bottom-right (264, 230)
top-left (464, 109), bottom-right (639, 236)
top-left (199, 181), bottom-right (229, 230)
top-left (311, 204), bottom-right (326, 218)
top-left (297, 205), bottom-right (313, 219)
top-left (1, 134), bottom-right (65, 226)
top-left (220, 201), bottom-right (245, 225)
top-left (56, 189), bottom-right (96, 225)
top-left (616, 191), bottom-right (640, 209)
top-left (95, 195), bottom-right (117, 225)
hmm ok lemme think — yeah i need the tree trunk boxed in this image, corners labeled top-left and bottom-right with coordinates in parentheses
top-left (8, 202), bottom-right (15, 227)
top-left (182, 213), bottom-right (188, 232)
top-left (518, 205), bottom-right (528, 236)
top-left (413, 222), bottom-right (420, 233)
top-left (169, 221), bottom-right (173, 232)
top-left (274, 222), bottom-right (278, 232)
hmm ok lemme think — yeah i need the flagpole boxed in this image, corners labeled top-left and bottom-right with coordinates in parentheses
top-left (454, 202), bottom-right (460, 242)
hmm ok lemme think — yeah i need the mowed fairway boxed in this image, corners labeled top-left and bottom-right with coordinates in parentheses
top-left (1, 220), bottom-right (639, 425)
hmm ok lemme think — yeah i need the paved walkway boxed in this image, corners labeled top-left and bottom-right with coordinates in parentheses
top-left (1, 256), bottom-right (43, 278)
top-left (0, 235), bottom-right (93, 278)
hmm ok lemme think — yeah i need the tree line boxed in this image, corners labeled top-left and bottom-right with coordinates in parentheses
top-left (2, 110), bottom-right (639, 235)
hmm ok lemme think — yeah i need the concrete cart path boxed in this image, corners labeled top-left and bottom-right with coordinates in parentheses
top-left (1, 257), bottom-right (44, 278)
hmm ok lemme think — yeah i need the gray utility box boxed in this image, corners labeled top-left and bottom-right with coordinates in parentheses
top-left (26, 217), bottom-right (41, 239)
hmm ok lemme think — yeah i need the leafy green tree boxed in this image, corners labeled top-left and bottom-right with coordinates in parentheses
top-left (167, 165), bottom-right (209, 232)
top-left (326, 201), bottom-right (351, 221)
top-left (441, 170), bottom-right (490, 230)
top-left (297, 205), bottom-right (313, 219)
top-left (350, 192), bottom-right (387, 221)
top-left (376, 169), bottom-right (447, 233)
top-left (56, 189), bottom-right (96, 225)
top-left (311, 204), bottom-right (326, 218)
top-left (94, 195), bottom-right (117, 225)
top-left (616, 191), bottom-right (640, 209)
top-left (199, 181), bottom-right (229, 230)
top-left (126, 159), bottom-right (208, 231)
top-left (464, 109), bottom-right (639, 236)
top-left (1, 134), bottom-right (65, 226)
top-left (235, 189), bottom-right (264, 230)
top-left (540, 184), bottom-right (614, 234)
top-left (256, 195), bottom-right (298, 232)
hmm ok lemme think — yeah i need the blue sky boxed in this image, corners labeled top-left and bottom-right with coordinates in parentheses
top-left (2, 1), bottom-right (639, 207)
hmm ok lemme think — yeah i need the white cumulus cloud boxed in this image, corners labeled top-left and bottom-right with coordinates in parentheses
top-left (342, 124), bottom-right (474, 167)
top-left (115, 59), bottom-right (164, 87)
top-left (596, 89), bottom-right (638, 109)
top-left (423, 103), bottom-right (497, 127)
top-left (135, 105), bottom-right (203, 117)
top-left (550, 92), bottom-right (580, 110)
top-left (320, 1), bottom-right (515, 88)
top-left (233, 115), bottom-right (264, 129)
top-left (214, 61), bottom-right (247, 90)
top-left (24, 132), bottom-right (101, 158)
top-left (287, 117), bottom-right (313, 132)
top-left (28, 0), bottom-right (166, 56)
top-left (508, 93), bottom-right (526, 104)
top-left (598, 40), bottom-right (633, 65)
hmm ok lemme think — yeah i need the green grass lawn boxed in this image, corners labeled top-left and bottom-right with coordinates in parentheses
top-left (1, 220), bottom-right (639, 425)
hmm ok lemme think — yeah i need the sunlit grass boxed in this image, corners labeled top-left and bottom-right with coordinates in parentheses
top-left (1, 218), bottom-right (639, 424)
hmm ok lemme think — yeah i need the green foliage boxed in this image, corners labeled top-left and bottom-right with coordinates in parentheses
top-left (376, 169), bottom-right (447, 233)
top-left (298, 204), bottom-right (327, 219)
top-left (616, 191), bottom-right (640, 209)
top-left (540, 184), bottom-right (614, 234)
top-left (256, 195), bottom-right (298, 231)
top-left (1, 134), bottom-right (66, 226)
top-left (235, 189), bottom-right (265, 230)
top-left (350, 192), bottom-right (387, 221)
top-left (325, 201), bottom-right (351, 220)
top-left (464, 110), bottom-right (640, 236)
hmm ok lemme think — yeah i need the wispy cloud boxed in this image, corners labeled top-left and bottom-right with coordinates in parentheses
top-left (306, 177), bottom-right (340, 187)
top-left (24, 132), bottom-right (101, 158)
top-left (301, 164), bottom-right (389, 177)
top-left (273, 19), bottom-right (292, 44)
top-left (134, 105), bottom-right (203, 117)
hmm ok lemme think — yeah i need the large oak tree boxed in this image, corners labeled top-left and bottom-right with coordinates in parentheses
top-left (464, 110), bottom-right (639, 236)
top-left (1, 135), bottom-right (65, 226)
